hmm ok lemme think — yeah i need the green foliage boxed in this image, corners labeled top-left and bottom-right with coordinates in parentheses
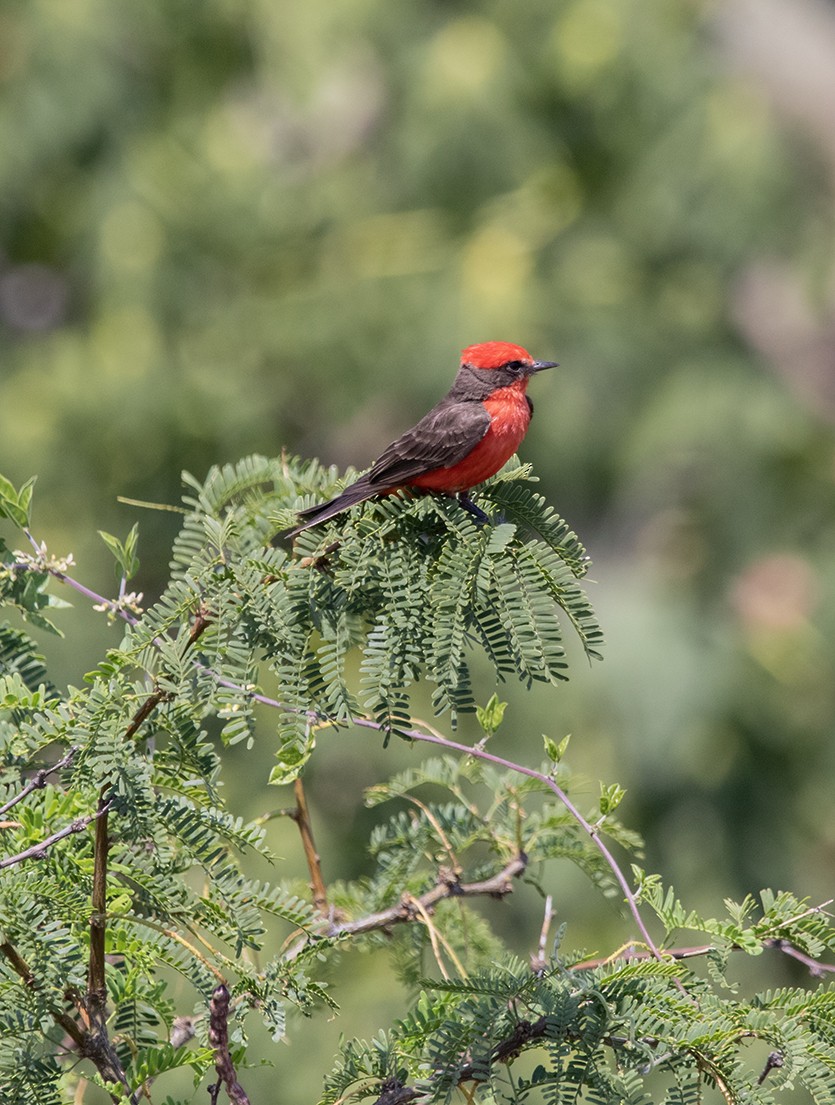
top-left (0, 475), bottom-right (36, 530)
top-left (324, 901), bottom-right (835, 1105)
top-left (0, 463), bottom-right (833, 1104)
top-left (2, 0), bottom-right (835, 941)
top-left (98, 525), bottom-right (140, 584)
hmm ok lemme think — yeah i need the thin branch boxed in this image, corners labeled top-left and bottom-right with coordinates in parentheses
top-left (757, 1050), bottom-right (784, 1086)
top-left (764, 937), bottom-right (835, 976)
top-left (126, 915), bottom-right (229, 984)
top-left (530, 894), bottom-right (554, 974)
top-left (404, 891), bottom-right (468, 980)
top-left (0, 747), bottom-right (78, 816)
top-left (87, 792), bottom-right (111, 1015)
top-left (179, 675), bottom-right (835, 983)
top-left (573, 935), bottom-right (835, 977)
top-left (401, 793), bottom-right (461, 874)
top-left (17, 530), bottom-right (141, 624)
top-left (283, 854), bottom-right (526, 961)
top-left (0, 800), bottom-right (111, 870)
top-left (122, 607), bottom-right (213, 743)
top-left (291, 777), bottom-right (329, 915)
top-left (329, 854), bottom-right (525, 940)
top-left (209, 984), bottom-right (251, 1105)
top-left (183, 668), bottom-right (665, 966)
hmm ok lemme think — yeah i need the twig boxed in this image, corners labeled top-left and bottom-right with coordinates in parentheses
top-left (327, 854), bottom-right (525, 941)
top-left (283, 853), bottom-right (526, 961)
top-left (0, 800), bottom-right (111, 870)
top-left (122, 607), bottom-right (213, 745)
top-left (757, 1050), bottom-right (784, 1086)
top-left (0, 747), bottom-right (78, 816)
top-left (531, 895), bottom-right (554, 974)
top-left (19, 529), bottom-right (142, 622)
top-left (160, 673), bottom-right (835, 985)
top-left (401, 793), bottom-right (461, 874)
top-left (209, 984), bottom-right (251, 1105)
top-left (126, 915), bottom-right (229, 983)
top-left (763, 938), bottom-right (835, 977)
top-left (87, 792), bottom-right (111, 1017)
top-left (196, 667), bottom-right (670, 970)
top-left (404, 891), bottom-right (468, 980)
top-left (187, 674), bottom-right (666, 967)
top-left (337, 853), bottom-right (525, 937)
top-left (573, 936), bottom-right (835, 977)
top-left (291, 777), bottom-right (329, 915)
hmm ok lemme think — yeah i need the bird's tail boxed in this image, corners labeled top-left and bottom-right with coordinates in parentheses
top-left (285, 478), bottom-right (379, 538)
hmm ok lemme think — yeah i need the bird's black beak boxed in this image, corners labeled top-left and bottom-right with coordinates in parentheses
top-left (530, 360), bottom-right (559, 373)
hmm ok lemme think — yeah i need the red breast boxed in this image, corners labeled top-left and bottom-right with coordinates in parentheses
top-left (409, 382), bottom-right (532, 493)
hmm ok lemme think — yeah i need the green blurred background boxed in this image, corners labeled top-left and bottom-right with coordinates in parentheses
top-left (3, 0), bottom-right (835, 1097)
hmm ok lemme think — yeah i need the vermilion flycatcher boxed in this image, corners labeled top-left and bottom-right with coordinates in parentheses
top-left (289, 340), bottom-right (557, 535)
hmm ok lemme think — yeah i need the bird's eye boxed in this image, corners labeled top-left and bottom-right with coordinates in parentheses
top-left (505, 360), bottom-right (525, 373)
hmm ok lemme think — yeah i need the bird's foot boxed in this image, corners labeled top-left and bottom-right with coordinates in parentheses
top-left (456, 492), bottom-right (491, 526)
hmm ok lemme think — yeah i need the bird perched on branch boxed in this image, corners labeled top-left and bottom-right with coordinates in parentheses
top-left (288, 340), bottom-right (557, 536)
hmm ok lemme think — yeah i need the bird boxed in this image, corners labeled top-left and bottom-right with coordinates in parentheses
top-left (287, 340), bottom-right (558, 536)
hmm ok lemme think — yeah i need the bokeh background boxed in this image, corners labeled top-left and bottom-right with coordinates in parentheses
top-left (3, 0), bottom-right (835, 1098)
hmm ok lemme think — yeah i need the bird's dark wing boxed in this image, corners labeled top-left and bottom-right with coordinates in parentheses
top-left (367, 399), bottom-right (491, 486)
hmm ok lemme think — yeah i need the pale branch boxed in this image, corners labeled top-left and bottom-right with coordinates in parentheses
top-left (572, 944), bottom-right (713, 970)
top-left (768, 936), bottom-right (835, 976)
top-left (282, 853), bottom-right (526, 962)
top-left (572, 933), bottom-right (835, 977)
top-left (0, 746), bottom-right (78, 817)
top-left (0, 800), bottom-right (111, 871)
top-left (17, 528), bottom-right (141, 624)
top-left (531, 894), bottom-right (554, 974)
top-left (209, 984), bottom-right (251, 1105)
top-left (94, 651), bottom-right (835, 983)
top-left (292, 776), bottom-right (329, 915)
top-left (327, 853), bottom-right (526, 940)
